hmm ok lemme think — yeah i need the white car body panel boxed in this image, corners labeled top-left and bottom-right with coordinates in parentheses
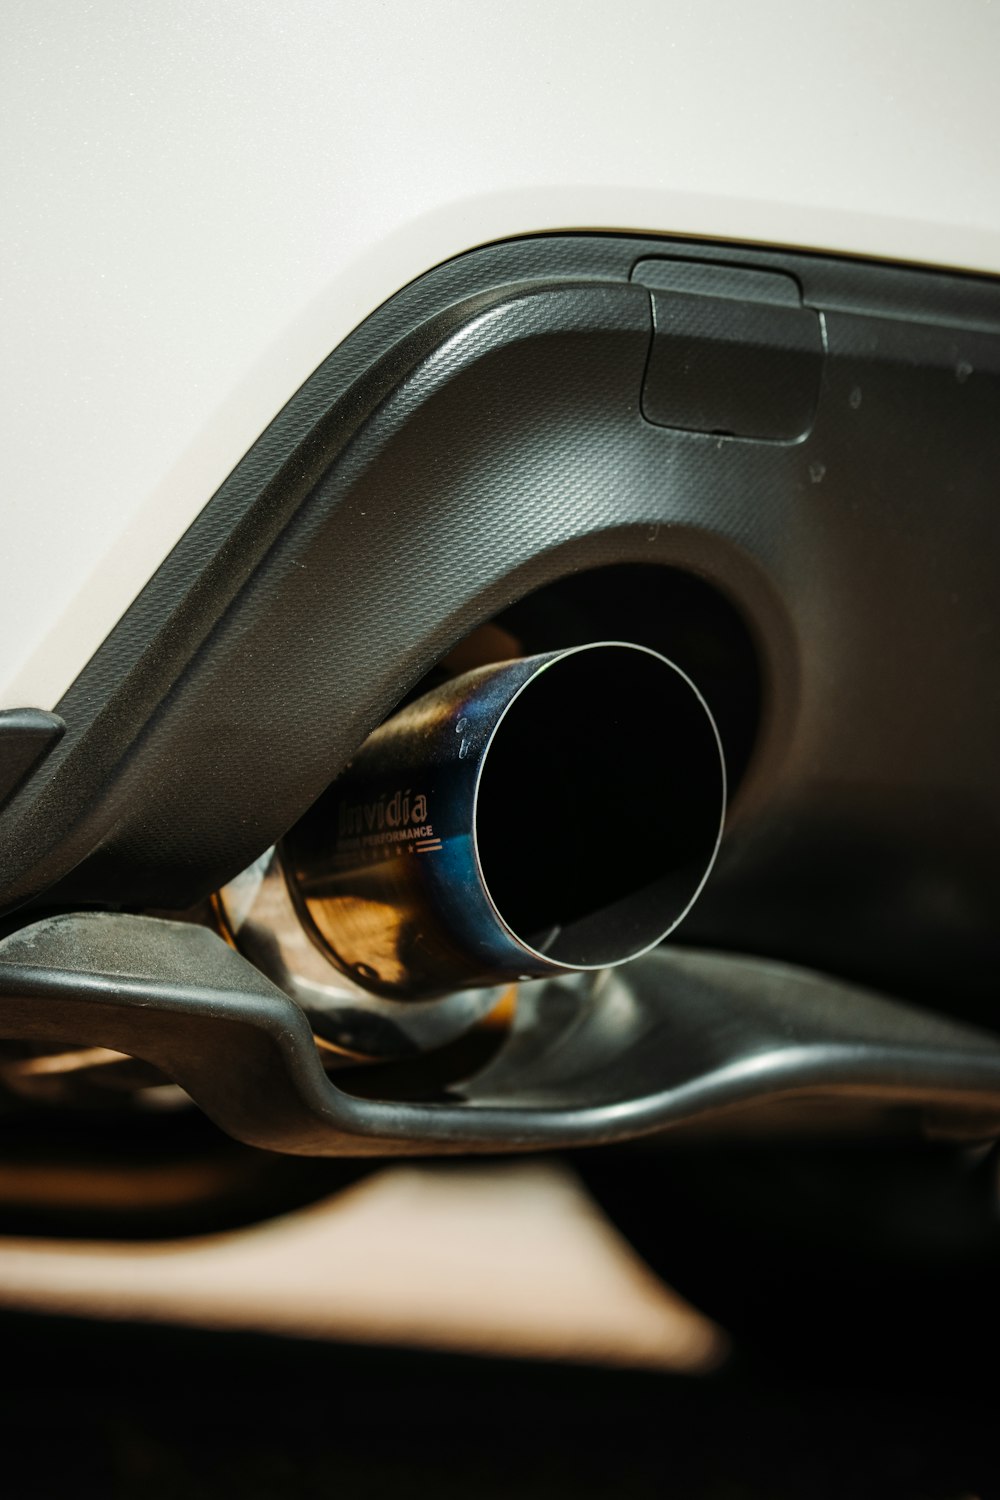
top-left (3, 0), bottom-right (999, 710)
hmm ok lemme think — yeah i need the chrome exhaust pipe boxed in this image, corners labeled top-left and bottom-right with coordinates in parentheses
top-left (283, 642), bottom-right (726, 1001)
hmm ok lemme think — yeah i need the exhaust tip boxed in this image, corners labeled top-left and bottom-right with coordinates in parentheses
top-left (474, 643), bottom-right (725, 971)
top-left (285, 640), bottom-right (726, 1000)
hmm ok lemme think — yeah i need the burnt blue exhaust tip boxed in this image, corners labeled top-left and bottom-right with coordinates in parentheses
top-left (284, 641), bottom-right (726, 1000)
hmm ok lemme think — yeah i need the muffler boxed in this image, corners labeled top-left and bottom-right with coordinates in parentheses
top-left (283, 641), bottom-right (726, 1001)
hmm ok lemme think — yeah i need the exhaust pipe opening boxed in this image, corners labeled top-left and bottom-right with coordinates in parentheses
top-left (474, 644), bottom-right (724, 969)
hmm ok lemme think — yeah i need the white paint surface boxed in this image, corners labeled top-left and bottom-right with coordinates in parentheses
top-left (3, 0), bottom-right (999, 708)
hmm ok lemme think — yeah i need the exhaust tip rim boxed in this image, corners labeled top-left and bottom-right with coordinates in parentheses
top-left (470, 640), bottom-right (727, 975)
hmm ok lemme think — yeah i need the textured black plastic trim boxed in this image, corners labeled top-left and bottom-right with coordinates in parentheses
top-left (0, 271), bottom-right (659, 910)
top-left (2, 915), bottom-right (999, 1157)
top-left (0, 234), bottom-right (997, 1020)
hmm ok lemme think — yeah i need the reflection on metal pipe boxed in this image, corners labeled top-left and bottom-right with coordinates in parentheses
top-left (283, 642), bottom-right (726, 1001)
top-left (214, 847), bottom-right (506, 1059)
